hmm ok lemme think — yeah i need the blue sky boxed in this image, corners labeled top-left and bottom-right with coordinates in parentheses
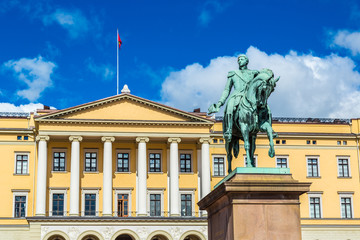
top-left (1, 0), bottom-right (360, 118)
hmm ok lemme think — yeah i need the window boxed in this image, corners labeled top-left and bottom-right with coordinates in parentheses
top-left (180, 153), bottom-right (192, 172)
top-left (53, 151), bottom-right (66, 172)
top-left (84, 194), bottom-right (96, 216)
top-left (276, 140), bottom-right (280, 144)
top-left (338, 157), bottom-right (350, 177)
top-left (149, 153), bottom-right (161, 172)
top-left (117, 152), bottom-right (130, 172)
top-left (244, 156), bottom-right (257, 167)
top-left (306, 140), bottom-right (311, 144)
top-left (340, 196), bottom-right (353, 218)
top-left (307, 157), bottom-right (319, 177)
top-left (181, 194), bottom-right (192, 216)
top-left (14, 195), bottom-right (26, 218)
top-left (115, 189), bottom-right (132, 217)
top-left (276, 157), bottom-right (288, 168)
top-left (17, 136), bottom-right (22, 140)
top-left (213, 139), bottom-right (218, 144)
top-left (52, 194), bottom-right (64, 216)
top-left (282, 140), bottom-right (286, 144)
top-left (24, 136), bottom-right (29, 140)
top-left (337, 141), bottom-right (341, 145)
top-left (150, 194), bottom-right (161, 216)
top-left (219, 139), bottom-right (224, 144)
top-left (82, 189), bottom-right (99, 216)
top-left (85, 150), bottom-right (97, 172)
top-left (312, 140), bottom-right (317, 144)
top-left (15, 153), bottom-right (29, 174)
top-left (213, 156), bottom-right (225, 176)
top-left (309, 197), bottom-right (321, 218)
top-left (117, 194), bottom-right (129, 217)
top-left (49, 189), bottom-right (67, 216)
top-left (343, 141), bottom-right (347, 145)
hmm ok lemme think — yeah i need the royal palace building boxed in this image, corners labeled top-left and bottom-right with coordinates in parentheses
top-left (1, 90), bottom-right (360, 240)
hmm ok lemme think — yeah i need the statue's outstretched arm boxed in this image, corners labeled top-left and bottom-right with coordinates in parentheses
top-left (208, 76), bottom-right (233, 114)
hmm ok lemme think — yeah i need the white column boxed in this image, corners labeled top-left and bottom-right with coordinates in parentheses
top-left (200, 138), bottom-right (211, 199)
top-left (168, 137), bottom-right (181, 216)
top-left (102, 136), bottom-right (115, 216)
top-left (136, 137), bottom-right (149, 216)
top-left (69, 136), bottom-right (82, 216)
top-left (35, 135), bottom-right (49, 216)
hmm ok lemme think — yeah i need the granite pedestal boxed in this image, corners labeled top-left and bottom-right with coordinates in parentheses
top-left (198, 168), bottom-right (311, 240)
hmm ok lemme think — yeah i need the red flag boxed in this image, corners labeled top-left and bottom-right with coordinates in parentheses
top-left (118, 33), bottom-right (122, 48)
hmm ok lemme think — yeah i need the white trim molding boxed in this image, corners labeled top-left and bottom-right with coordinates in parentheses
top-left (337, 156), bottom-right (351, 178)
top-left (49, 188), bottom-right (68, 216)
top-left (179, 189), bottom-right (196, 217)
top-left (306, 156), bottom-right (320, 177)
top-left (307, 192), bottom-right (323, 219)
top-left (51, 148), bottom-right (68, 172)
top-left (81, 189), bottom-right (100, 216)
top-left (115, 149), bottom-right (131, 173)
top-left (12, 191), bottom-right (28, 218)
top-left (212, 154), bottom-right (226, 177)
top-left (179, 150), bottom-right (193, 173)
top-left (114, 189), bottom-right (132, 217)
top-left (339, 192), bottom-right (354, 219)
top-left (14, 151), bottom-right (30, 175)
top-left (147, 189), bottom-right (165, 217)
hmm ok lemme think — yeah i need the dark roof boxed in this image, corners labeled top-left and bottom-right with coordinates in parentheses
top-left (0, 112), bottom-right (30, 118)
top-left (214, 116), bottom-right (351, 124)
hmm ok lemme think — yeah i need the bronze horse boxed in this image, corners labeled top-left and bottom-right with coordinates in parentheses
top-left (225, 69), bottom-right (279, 172)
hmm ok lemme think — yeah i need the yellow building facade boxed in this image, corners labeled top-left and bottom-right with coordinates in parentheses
top-left (1, 92), bottom-right (360, 240)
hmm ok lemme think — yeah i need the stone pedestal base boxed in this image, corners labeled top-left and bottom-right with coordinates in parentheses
top-left (198, 169), bottom-right (311, 240)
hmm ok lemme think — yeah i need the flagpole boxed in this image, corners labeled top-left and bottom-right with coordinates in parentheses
top-left (117, 29), bottom-right (119, 95)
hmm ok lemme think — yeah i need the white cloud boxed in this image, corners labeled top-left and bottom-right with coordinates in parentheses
top-left (87, 59), bottom-right (115, 81)
top-left (4, 56), bottom-right (56, 102)
top-left (43, 9), bottom-right (89, 39)
top-left (160, 46), bottom-right (360, 118)
top-left (332, 30), bottom-right (360, 55)
top-left (0, 103), bottom-right (44, 113)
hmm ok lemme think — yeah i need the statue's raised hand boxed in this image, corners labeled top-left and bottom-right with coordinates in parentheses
top-left (208, 103), bottom-right (220, 114)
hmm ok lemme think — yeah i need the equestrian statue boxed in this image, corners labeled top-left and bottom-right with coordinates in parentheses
top-left (208, 55), bottom-right (279, 173)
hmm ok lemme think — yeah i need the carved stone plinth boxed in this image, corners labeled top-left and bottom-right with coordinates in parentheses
top-left (198, 168), bottom-right (311, 240)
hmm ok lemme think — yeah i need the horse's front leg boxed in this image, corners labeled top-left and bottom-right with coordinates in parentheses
top-left (240, 124), bottom-right (252, 167)
top-left (261, 122), bottom-right (275, 158)
top-left (250, 135), bottom-right (256, 167)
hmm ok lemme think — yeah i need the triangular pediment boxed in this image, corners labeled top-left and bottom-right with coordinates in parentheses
top-left (35, 94), bottom-right (213, 125)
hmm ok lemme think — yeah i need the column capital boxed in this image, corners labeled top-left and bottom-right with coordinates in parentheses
top-left (136, 137), bottom-right (149, 143)
top-left (168, 137), bottom-right (181, 143)
top-left (199, 137), bottom-right (211, 144)
top-left (36, 135), bottom-right (49, 141)
top-left (69, 136), bottom-right (83, 142)
top-left (101, 136), bottom-right (115, 142)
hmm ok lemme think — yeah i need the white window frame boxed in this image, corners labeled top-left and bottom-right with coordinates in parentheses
top-left (12, 191), bottom-right (28, 218)
top-left (148, 150), bottom-right (163, 173)
top-left (114, 189), bottom-right (132, 217)
top-left (212, 154), bottom-right (226, 177)
top-left (14, 152), bottom-right (30, 175)
top-left (337, 156), bottom-right (351, 178)
top-left (115, 149), bottom-right (131, 173)
top-left (81, 189), bottom-right (100, 216)
top-left (275, 155), bottom-right (289, 168)
top-left (306, 156), bottom-right (320, 177)
top-left (307, 192), bottom-right (323, 219)
top-left (339, 193), bottom-right (354, 219)
top-left (179, 189), bottom-right (195, 217)
top-left (83, 149), bottom-right (99, 173)
top-left (147, 189), bottom-right (164, 217)
top-left (243, 155), bottom-right (258, 167)
top-left (49, 188), bottom-right (67, 216)
top-left (52, 148), bottom-right (68, 172)
top-left (179, 150), bottom-right (193, 173)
